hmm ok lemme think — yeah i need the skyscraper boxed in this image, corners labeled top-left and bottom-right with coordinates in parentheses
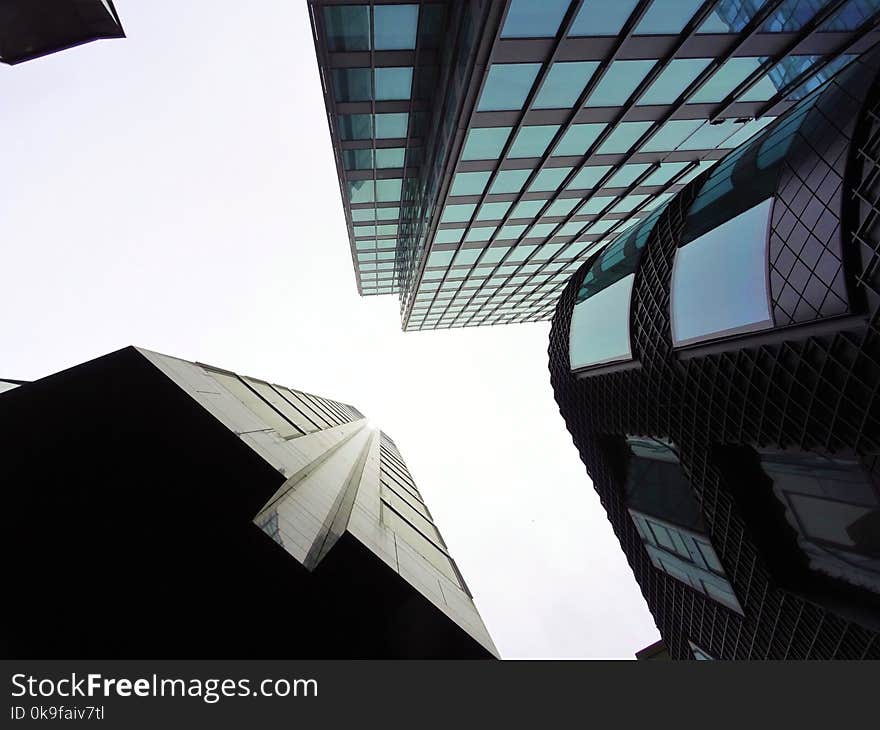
top-left (548, 49), bottom-right (880, 659)
top-left (0, 0), bottom-right (124, 65)
top-left (1, 346), bottom-right (497, 658)
top-left (310, 0), bottom-right (880, 330)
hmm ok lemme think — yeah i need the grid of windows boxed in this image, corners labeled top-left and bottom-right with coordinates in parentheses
top-left (312, 0), bottom-right (880, 323)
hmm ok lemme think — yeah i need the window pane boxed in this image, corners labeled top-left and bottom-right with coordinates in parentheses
top-left (374, 67), bottom-right (413, 100)
top-left (374, 4), bottom-right (418, 50)
top-left (634, 0), bottom-right (705, 34)
top-left (671, 199), bottom-right (774, 346)
top-left (324, 5), bottom-right (370, 51)
top-left (821, 0), bottom-right (880, 31)
top-left (611, 194), bottom-right (648, 213)
top-left (477, 63), bottom-right (542, 111)
top-left (639, 58), bottom-right (711, 105)
top-left (440, 203), bottom-right (477, 223)
top-left (586, 60), bottom-right (656, 106)
top-left (642, 161), bottom-right (690, 185)
top-left (528, 222), bottom-right (557, 238)
top-left (338, 113), bottom-right (373, 140)
top-left (376, 178), bottom-right (402, 202)
top-left (465, 225), bottom-right (496, 242)
top-left (332, 67), bottom-right (372, 101)
top-left (343, 148), bottom-right (374, 170)
top-left (534, 61), bottom-right (600, 109)
top-left (462, 126), bottom-right (513, 160)
top-left (508, 125), bottom-right (560, 158)
top-left (569, 274), bottom-right (634, 368)
top-left (351, 208), bottom-right (375, 222)
top-left (375, 112), bottom-right (408, 138)
top-left (477, 201), bottom-right (513, 220)
top-left (690, 57), bottom-right (763, 103)
top-left (489, 169), bottom-right (532, 194)
top-left (579, 196), bottom-right (614, 214)
top-left (348, 180), bottom-right (375, 203)
top-left (678, 120), bottom-right (738, 150)
top-left (553, 123), bottom-right (606, 156)
top-left (567, 165), bottom-right (611, 190)
top-left (501, 0), bottom-right (571, 38)
top-left (450, 170), bottom-right (491, 196)
top-left (640, 119), bottom-right (703, 152)
top-left (545, 198), bottom-right (581, 216)
top-left (529, 166), bottom-right (572, 192)
top-left (570, 0), bottom-right (639, 36)
top-left (375, 148), bottom-right (405, 168)
top-left (511, 200), bottom-right (546, 219)
top-left (762, 0), bottom-right (825, 32)
top-left (606, 163), bottom-right (652, 187)
top-left (596, 121), bottom-right (652, 153)
top-left (698, 0), bottom-right (770, 32)
top-left (376, 206), bottom-right (400, 220)
top-left (433, 228), bottom-right (464, 244)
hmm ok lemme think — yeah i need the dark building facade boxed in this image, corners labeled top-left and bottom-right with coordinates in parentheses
top-left (0, 0), bottom-right (124, 65)
top-left (310, 0), bottom-right (880, 330)
top-left (549, 49), bottom-right (880, 659)
top-left (0, 347), bottom-right (496, 658)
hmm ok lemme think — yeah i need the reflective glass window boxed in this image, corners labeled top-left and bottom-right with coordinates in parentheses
top-left (698, 0), bottom-right (770, 32)
top-left (376, 178), bottom-right (402, 202)
top-left (545, 198), bottom-right (581, 216)
top-left (588, 218), bottom-right (617, 234)
top-left (553, 123), bottom-right (607, 156)
top-left (375, 67), bottom-right (413, 100)
top-left (596, 122), bottom-right (652, 154)
top-left (461, 127), bottom-right (513, 160)
top-left (579, 196), bottom-right (614, 215)
top-left (332, 67), bottom-right (372, 101)
top-left (343, 148), bottom-right (374, 170)
top-left (434, 228), bottom-right (464, 244)
top-left (642, 161), bottom-right (690, 185)
top-left (640, 119), bottom-right (703, 152)
top-left (569, 268), bottom-right (634, 368)
top-left (567, 165), bottom-right (611, 190)
top-left (489, 169), bottom-right (532, 194)
top-left (351, 208), bottom-right (375, 222)
top-left (497, 224), bottom-right (528, 240)
top-left (511, 200), bottom-right (546, 219)
top-left (534, 61), bottom-right (600, 109)
top-left (586, 60), bottom-right (656, 107)
top-left (427, 249), bottom-right (455, 266)
top-left (477, 201), bottom-right (513, 220)
top-left (374, 4), bottom-right (418, 50)
top-left (339, 113), bottom-right (373, 140)
top-left (348, 180), bottom-right (375, 203)
top-left (324, 5), bottom-right (370, 51)
top-left (375, 112), bottom-right (409, 138)
top-left (762, 0), bottom-right (826, 32)
top-left (634, 0), bottom-right (705, 34)
top-left (450, 171), bottom-right (491, 196)
top-left (508, 125), bottom-right (560, 158)
top-left (606, 163), bottom-right (652, 187)
top-left (677, 120), bottom-right (738, 150)
top-left (639, 58), bottom-right (711, 105)
top-left (610, 194), bottom-right (648, 213)
top-left (690, 57), bottom-right (763, 103)
top-left (501, 0), bottom-right (572, 38)
top-left (440, 203), bottom-right (477, 223)
top-left (820, 0), bottom-right (880, 31)
top-left (375, 148), bottom-right (405, 168)
top-left (528, 223), bottom-right (557, 238)
top-left (788, 54), bottom-right (855, 101)
top-left (528, 167), bottom-right (572, 192)
top-left (377, 206), bottom-right (400, 220)
top-left (477, 63), bottom-right (542, 111)
top-left (465, 226), bottom-right (497, 242)
top-left (570, 0), bottom-right (639, 36)
top-left (454, 247), bottom-right (484, 265)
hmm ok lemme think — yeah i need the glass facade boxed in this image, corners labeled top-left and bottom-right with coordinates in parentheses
top-left (311, 0), bottom-right (879, 325)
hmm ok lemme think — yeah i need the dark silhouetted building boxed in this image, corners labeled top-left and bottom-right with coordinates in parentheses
top-left (549, 48), bottom-right (880, 659)
top-left (0, 347), bottom-right (497, 658)
top-left (0, 0), bottom-right (124, 65)
top-left (310, 0), bottom-right (880, 330)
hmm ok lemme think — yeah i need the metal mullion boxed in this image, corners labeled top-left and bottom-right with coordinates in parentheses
top-left (754, 12), bottom-right (880, 119)
top-left (708, 0), bottom-right (852, 123)
top-left (417, 0), bottom-right (590, 324)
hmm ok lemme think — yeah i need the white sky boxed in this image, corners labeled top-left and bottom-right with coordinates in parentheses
top-left (0, 0), bottom-right (659, 658)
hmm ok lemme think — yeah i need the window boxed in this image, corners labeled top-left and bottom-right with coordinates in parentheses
top-left (450, 171), bottom-right (491, 196)
top-left (374, 67), bottom-right (413, 100)
top-left (375, 112), bottom-right (408, 139)
top-left (553, 123), bottom-right (607, 156)
top-left (324, 5), bottom-right (370, 51)
top-left (489, 169), bottom-right (532, 194)
top-left (690, 57), bottom-right (763, 104)
top-left (606, 163), bottom-right (652, 187)
top-left (477, 63), bottom-right (542, 111)
top-left (570, 0), bottom-right (639, 36)
top-left (461, 127), bottom-right (512, 160)
top-left (639, 58), bottom-right (711, 105)
top-left (634, 0), bottom-right (705, 34)
top-left (331, 67), bottom-right (372, 101)
top-left (343, 148), bottom-right (373, 170)
top-left (501, 0), bottom-right (571, 38)
top-left (529, 167), bottom-right (571, 192)
top-left (586, 60), bottom-right (656, 107)
top-left (374, 4), bottom-right (418, 50)
top-left (640, 119), bottom-right (703, 152)
top-left (534, 61), bottom-right (600, 109)
top-left (596, 122), bottom-right (652, 154)
top-left (508, 125), bottom-right (560, 158)
top-left (568, 165), bottom-right (611, 190)
top-left (375, 148), bottom-right (405, 168)
top-left (698, 0), bottom-right (769, 33)
top-left (476, 201), bottom-right (513, 221)
top-left (624, 437), bottom-right (744, 614)
top-left (338, 114), bottom-right (372, 140)
top-left (511, 200), bottom-right (545, 219)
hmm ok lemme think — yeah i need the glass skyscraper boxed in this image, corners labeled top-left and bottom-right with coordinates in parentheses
top-left (309, 0), bottom-right (880, 330)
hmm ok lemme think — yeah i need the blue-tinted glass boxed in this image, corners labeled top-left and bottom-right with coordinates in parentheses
top-left (529, 167), bottom-right (572, 192)
top-left (497, 224), bottom-right (528, 240)
top-left (607, 163), bottom-right (652, 187)
top-left (762, 0), bottom-right (828, 32)
top-left (579, 196), bottom-right (614, 214)
top-left (508, 125), bottom-right (560, 158)
top-left (489, 169), bottom-right (533, 194)
top-left (376, 178), bottom-right (402, 202)
top-left (375, 67), bottom-right (413, 100)
top-left (454, 247), bottom-right (485, 265)
top-left (567, 165), bottom-right (611, 189)
top-left (611, 194), bottom-right (648, 213)
top-left (348, 180), bottom-right (375, 203)
top-left (640, 119), bottom-right (703, 152)
top-left (534, 61), bottom-right (600, 109)
top-left (440, 203), bottom-right (477, 223)
top-left (502, 0), bottom-right (572, 38)
top-left (690, 57), bottom-right (763, 103)
top-left (332, 67), bottom-right (372, 101)
top-left (511, 200), bottom-right (546, 219)
top-left (639, 58), bottom-right (711, 104)
top-left (462, 127), bottom-right (513, 160)
top-left (343, 148), bottom-right (373, 170)
top-left (569, 272), bottom-right (634, 367)
top-left (597, 121), bottom-right (652, 153)
top-left (528, 222), bottom-right (558, 238)
top-left (354, 224), bottom-right (376, 237)
top-left (698, 0), bottom-right (769, 33)
top-left (545, 198), bottom-right (581, 216)
top-left (788, 54), bottom-right (855, 101)
top-left (339, 114), bottom-right (373, 140)
top-left (376, 224), bottom-right (398, 236)
top-left (376, 206), bottom-right (400, 220)
top-left (820, 0), bottom-right (880, 31)
top-left (570, 0), bottom-right (639, 36)
top-left (553, 123), bottom-right (607, 156)
top-left (450, 171), bottom-right (491, 196)
top-left (351, 208), bottom-right (375, 222)
top-left (678, 120), bottom-right (739, 150)
top-left (324, 5), bottom-right (370, 51)
top-left (375, 113), bottom-right (408, 138)
top-left (374, 4), bottom-right (418, 50)
top-left (375, 148), bottom-right (406, 168)
top-left (427, 249), bottom-right (455, 267)
top-left (557, 222), bottom-right (584, 236)
top-left (477, 63), bottom-right (542, 111)
top-left (465, 226), bottom-right (497, 242)
top-left (588, 219), bottom-right (618, 234)
top-left (477, 201), bottom-right (513, 220)
top-left (642, 161), bottom-right (690, 185)
top-left (434, 228), bottom-right (465, 244)
top-left (635, 0), bottom-right (705, 34)
top-left (586, 60), bottom-right (656, 106)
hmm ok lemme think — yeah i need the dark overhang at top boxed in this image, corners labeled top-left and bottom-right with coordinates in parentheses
top-left (0, 0), bottom-right (125, 65)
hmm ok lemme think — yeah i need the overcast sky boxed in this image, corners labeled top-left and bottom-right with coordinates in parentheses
top-left (0, 0), bottom-right (659, 658)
